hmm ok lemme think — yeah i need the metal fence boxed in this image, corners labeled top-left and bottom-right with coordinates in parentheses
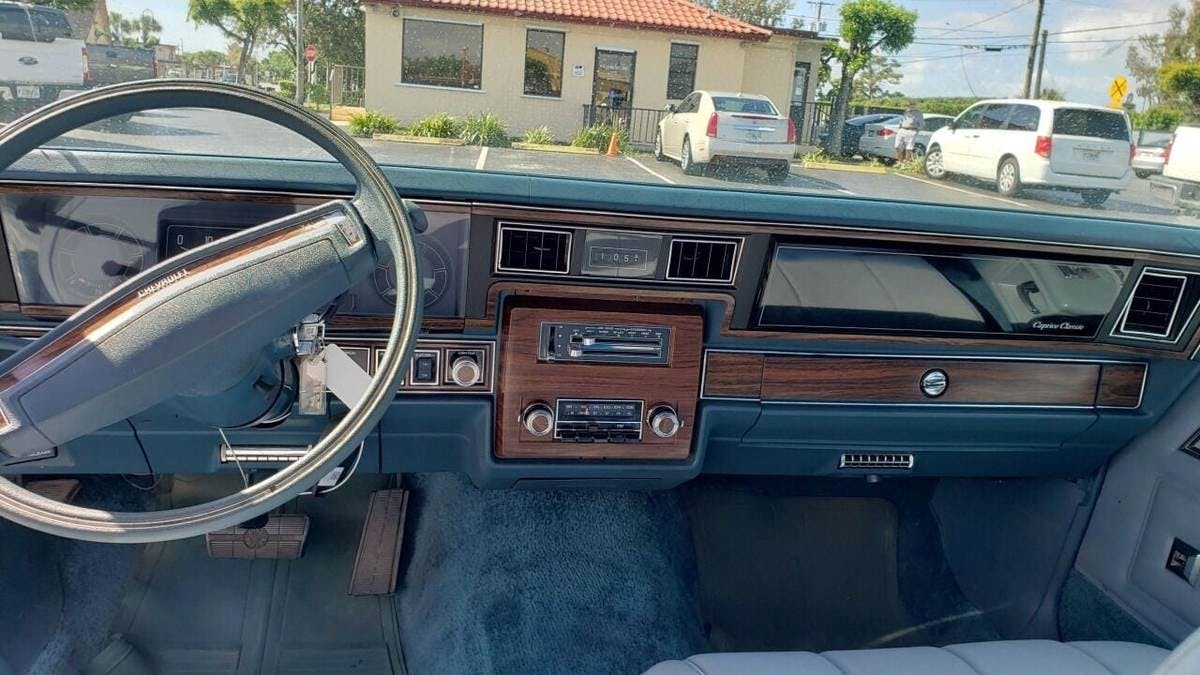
top-left (330, 65), bottom-right (365, 107)
top-left (789, 101), bottom-right (832, 146)
top-left (581, 105), bottom-right (667, 150)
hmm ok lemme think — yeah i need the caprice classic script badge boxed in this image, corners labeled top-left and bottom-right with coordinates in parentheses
top-left (1031, 320), bottom-right (1087, 332)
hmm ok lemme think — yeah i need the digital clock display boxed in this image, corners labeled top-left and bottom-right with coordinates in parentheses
top-left (581, 231), bottom-right (663, 279)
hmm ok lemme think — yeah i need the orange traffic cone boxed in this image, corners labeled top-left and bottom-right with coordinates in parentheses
top-left (606, 132), bottom-right (620, 156)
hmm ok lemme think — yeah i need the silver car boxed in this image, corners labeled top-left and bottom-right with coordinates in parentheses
top-left (1133, 137), bottom-right (1171, 178)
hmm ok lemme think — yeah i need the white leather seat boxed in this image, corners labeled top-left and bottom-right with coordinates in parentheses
top-left (644, 640), bottom-right (1171, 675)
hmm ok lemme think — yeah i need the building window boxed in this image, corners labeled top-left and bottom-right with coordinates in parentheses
top-left (666, 43), bottom-right (698, 100)
top-left (524, 29), bottom-right (564, 97)
top-left (401, 18), bottom-right (483, 90)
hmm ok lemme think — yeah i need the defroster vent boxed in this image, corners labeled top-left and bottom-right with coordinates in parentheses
top-left (496, 224), bottom-right (571, 275)
top-left (666, 238), bottom-right (739, 284)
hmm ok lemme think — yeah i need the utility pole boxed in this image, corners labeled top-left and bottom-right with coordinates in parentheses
top-left (1033, 28), bottom-right (1048, 98)
top-left (294, 0), bottom-right (305, 105)
top-left (808, 0), bottom-right (835, 34)
top-left (1022, 0), bottom-right (1046, 98)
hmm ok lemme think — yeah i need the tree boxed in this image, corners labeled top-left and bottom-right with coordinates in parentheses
top-left (187, 0), bottom-right (287, 83)
top-left (849, 55), bottom-right (903, 99)
top-left (825, 0), bottom-right (917, 154)
top-left (1128, 2), bottom-right (1200, 108)
top-left (1039, 87), bottom-right (1065, 101)
top-left (182, 49), bottom-right (227, 67)
top-left (273, 0), bottom-right (366, 75)
top-left (1161, 61), bottom-right (1200, 111)
top-left (700, 0), bottom-right (790, 26)
top-left (104, 11), bottom-right (162, 47)
top-left (1127, 35), bottom-right (1166, 106)
top-left (259, 49), bottom-right (293, 82)
top-left (30, 0), bottom-right (94, 10)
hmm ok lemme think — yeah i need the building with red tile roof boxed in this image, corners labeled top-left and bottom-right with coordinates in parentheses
top-left (361, 1), bottom-right (826, 145)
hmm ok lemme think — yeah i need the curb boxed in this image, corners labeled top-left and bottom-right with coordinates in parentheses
top-left (511, 142), bottom-right (600, 155)
top-left (796, 161), bottom-right (889, 174)
top-left (372, 134), bottom-right (465, 145)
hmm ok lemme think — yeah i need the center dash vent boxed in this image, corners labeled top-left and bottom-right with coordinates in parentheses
top-left (496, 224), bottom-right (571, 275)
top-left (666, 238), bottom-right (738, 284)
top-left (1116, 270), bottom-right (1188, 339)
top-left (839, 453), bottom-right (914, 470)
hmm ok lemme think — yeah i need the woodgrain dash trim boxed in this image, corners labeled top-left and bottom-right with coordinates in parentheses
top-left (1096, 363), bottom-right (1148, 408)
top-left (703, 352), bottom-right (764, 399)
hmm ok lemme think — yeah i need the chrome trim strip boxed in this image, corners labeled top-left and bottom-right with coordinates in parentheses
top-left (472, 201), bottom-right (1200, 262)
top-left (1110, 267), bottom-right (1196, 344)
top-left (699, 348), bottom-right (1149, 409)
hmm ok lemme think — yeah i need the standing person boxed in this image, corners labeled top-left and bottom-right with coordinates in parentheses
top-left (895, 100), bottom-right (924, 162)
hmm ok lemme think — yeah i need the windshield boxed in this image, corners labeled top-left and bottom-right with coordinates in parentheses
top-left (2, 0), bottom-right (1192, 227)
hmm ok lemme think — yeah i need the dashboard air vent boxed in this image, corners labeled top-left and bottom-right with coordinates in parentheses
top-left (496, 225), bottom-right (571, 275)
top-left (839, 453), bottom-right (914, 470)
top-left (1118, 270), bottom-right (1187, 339)
top-left (666, 238), bottom-right (738, 284)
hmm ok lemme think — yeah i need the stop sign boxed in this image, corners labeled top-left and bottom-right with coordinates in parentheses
top-left (305, 44), bottom-right (317, 63)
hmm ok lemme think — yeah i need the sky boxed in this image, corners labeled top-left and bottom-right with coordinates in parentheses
top-left (107, 0), bottom-right (1177, 107)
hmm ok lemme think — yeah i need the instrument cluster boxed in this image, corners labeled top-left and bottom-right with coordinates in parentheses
top-left (0, 191), bottom-right (470, 317)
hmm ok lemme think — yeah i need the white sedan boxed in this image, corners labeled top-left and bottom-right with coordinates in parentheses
top-left (655, 90), bottom-right (796, 182)
top-left (858, 114), bottom-right (955, 162)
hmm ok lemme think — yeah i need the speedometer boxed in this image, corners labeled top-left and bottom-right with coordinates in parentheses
top-left (47, 222), bottom-right (149, 305)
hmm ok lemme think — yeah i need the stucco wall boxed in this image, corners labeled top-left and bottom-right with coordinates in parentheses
top-left (364, 4), bottom-right (819, 142)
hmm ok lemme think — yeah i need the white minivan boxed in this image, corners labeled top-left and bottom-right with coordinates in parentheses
top-left (924, 99), bottom-right (1132, 206)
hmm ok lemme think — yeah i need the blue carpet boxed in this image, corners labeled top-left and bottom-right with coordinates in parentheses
top-left (395, 473), bottom-right (707, 675)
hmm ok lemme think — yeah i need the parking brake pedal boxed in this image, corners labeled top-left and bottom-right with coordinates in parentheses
top-left (205, 513), bottom-right (309, 559)
top-left (349, 489), bottom-right (409, 595)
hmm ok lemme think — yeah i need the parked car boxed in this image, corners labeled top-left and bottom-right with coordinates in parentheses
top-left (1132, 137), bottom-right (1171, 178)
top-left (815, 113), bottom-right (901, 157)
top-left (0, 2), bottom-right (86, 118)
top-left (924, 99), bottom-right (1132, 206)
top-left (1150, 126), bottom-right (1200, 215)
top-left (655, 90), bottom-right (796, 182)
top-left (858, 113), bottom-right (955, 162)
top-left (85, 43), bottom-right (155, 88)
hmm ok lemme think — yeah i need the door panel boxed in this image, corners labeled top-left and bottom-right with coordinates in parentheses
top-left (1077, 376), bottom-right (1200, 643)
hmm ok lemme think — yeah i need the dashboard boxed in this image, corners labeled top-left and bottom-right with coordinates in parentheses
top-left (0, 177), bottom-right (1198, 488)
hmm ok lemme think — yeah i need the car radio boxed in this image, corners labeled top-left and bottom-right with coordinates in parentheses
top-left (520, 398), bottom-right (682, 443)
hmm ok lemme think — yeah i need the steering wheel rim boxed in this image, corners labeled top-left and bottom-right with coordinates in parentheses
top-left (0, 80), bottom-right (422, 543)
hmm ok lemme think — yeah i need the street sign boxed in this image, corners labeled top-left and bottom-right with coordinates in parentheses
top-left (1108, 75), bottom-right (1129, 108)
top-left (305, 44), bottom-right (317, 63)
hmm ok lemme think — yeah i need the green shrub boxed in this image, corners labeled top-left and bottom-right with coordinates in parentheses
top-left (278, 79), bottom-right (296, 99)
top-left (348, 110), bottom-right (400, 137)
top-left (571, 123), bottom-right (629, 153)
top-left (459, 113), bottom-right (510, 147)
top-left (1131, 106), bottom-right (1185, 132)
top-left (522, 125), bottom-right (555, 145)
top-left (307, 82), bottom-right (329, 105)
top-left (408, 113), bottom-right (461, 138)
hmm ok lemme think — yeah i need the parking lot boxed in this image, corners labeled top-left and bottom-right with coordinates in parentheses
top-left (53, 107), bottom-right (1192, 226)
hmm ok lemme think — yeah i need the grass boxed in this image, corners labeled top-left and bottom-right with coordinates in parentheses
top-left (521, 125), bottom-right (555, 145)
top-left (348, 110), bottom-right (400, 138)
top-left (408, 113), bottom-right (461, 139)
top-left (459, 113), bottom-right (509, 147)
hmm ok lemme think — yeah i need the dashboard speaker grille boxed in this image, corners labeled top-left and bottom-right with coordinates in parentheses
top-left (497, 225), bottom-right (571, 275)
top-left (666, 238), bottom-right (737, 284)
top-left (1118, 271), bottom-right (1187, 339)
top-left (839, 453), bottom-right (914, 470)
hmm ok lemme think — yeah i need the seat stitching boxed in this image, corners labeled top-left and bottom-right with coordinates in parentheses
top-left (1063, 643), bottom-right (1120, 675)
top-left (943, 645), bottom-right (990, 675)
top-left (682, 657), bottom-right (709, 675)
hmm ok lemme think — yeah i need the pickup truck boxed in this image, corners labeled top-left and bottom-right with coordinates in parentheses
top-left (0, 2), bottom-right (86, 119)
top-left (1150, 125), bottom-right (1200, 216)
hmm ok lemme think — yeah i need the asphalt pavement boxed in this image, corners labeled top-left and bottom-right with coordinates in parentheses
top-left (46, 107), bottom-right (1194, 226)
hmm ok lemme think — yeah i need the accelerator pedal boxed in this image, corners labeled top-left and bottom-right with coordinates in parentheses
top-left (205, 513), bottom-right (309, 559)
top-left (348, 488), bottom-right (409, 595)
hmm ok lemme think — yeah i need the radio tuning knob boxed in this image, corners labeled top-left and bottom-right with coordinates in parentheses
top-left (449, 354), bottom-right (482, 387)
top-left (521, 402), bottom-right (554, 438)
top-left (648, 405), bottom-right (682, 438)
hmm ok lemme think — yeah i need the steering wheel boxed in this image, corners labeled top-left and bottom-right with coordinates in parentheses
top-left (0, 81), bottom-right (422, 542)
